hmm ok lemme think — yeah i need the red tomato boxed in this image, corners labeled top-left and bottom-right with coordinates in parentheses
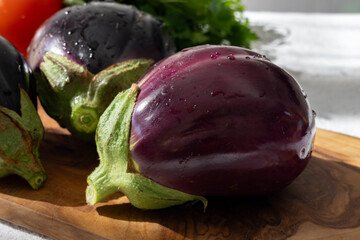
top-left (0, 0), bottom-right (62, 57)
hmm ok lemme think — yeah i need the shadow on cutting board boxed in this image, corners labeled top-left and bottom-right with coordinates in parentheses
top-left (95, 157), bottom-right (360, 239)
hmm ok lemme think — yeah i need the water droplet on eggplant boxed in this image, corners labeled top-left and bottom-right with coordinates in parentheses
top-left (301, 89), bottom-right (308, 98)
top-left (300, 147), bottom-right (306, 158)
top-left (312, 110), bottom-right (317, 117)
top-left (284, 110), bottom-right (291, 116)
top-left (253, 54), bottom-right (267, 59)
top-left (227, 54), bottom-right (235, 60)
top-left (210, 54), bottom-right (218, 59)
top-left (211, 90), bottom-right (224, 96)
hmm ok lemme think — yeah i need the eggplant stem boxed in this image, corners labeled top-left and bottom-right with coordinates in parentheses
top-left (86, 163), bottom-right (117, 205)
top-left (86, 85), bottom-right (139, 205)
top-left (27, 171), bottom-right (47, 190)
top-left (71, 106), bottom-right (99, 134)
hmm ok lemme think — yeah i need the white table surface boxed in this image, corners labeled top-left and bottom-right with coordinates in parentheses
top-left (247, 11), bottom-right (360, 138)
top-left (1, 11), bottom-right (360, 240)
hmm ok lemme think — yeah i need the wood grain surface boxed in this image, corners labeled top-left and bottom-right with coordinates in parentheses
top-left (0, 107), bottom-right (360, 240)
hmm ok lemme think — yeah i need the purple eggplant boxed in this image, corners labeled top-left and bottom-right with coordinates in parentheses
top-left (28, 2), bottom-right (174, 140)
top-left (0, 37), bottom-right (36, 114)
top-left (86, 45), bottom-right (316, 209)
top-left (0, 36), bottom-right (46, 190)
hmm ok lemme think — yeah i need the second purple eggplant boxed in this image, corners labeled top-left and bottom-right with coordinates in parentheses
top-left (28, 2), bottom-right (174, 140)
top-left (86, 45), bottom-right (316, 209)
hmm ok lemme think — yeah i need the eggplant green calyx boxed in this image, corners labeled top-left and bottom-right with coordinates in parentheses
top-left (0, 88), bottom-right (46, 190)
top-left (86, 84), bottom-right (207, 210)
top-left (38, 51), bottom-right (153, 141)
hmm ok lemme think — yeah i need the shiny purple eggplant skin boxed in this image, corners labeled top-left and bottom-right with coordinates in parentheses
top-left (130, 45), bottom-right (316, 196)
top-left (0, 36), bottom-right (35, 115)
top-left (27, 2), bottom-right (174, 73)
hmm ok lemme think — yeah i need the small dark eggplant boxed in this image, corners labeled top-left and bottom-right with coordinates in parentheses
top-left (28, 2), bottom-right (175, 140)
top-left (86, 45), bottom-right (316, 209)
top-left (0, 36), bottom-right (46, 190)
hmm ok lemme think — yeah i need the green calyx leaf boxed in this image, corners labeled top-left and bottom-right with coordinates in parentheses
top-left (86, 84), bottom-right (207, 210)
top-left (88, 58), bottom-right (154, 114)
top-left (37, 52), bottom-right (153, 141)
top-left (0, 88), bottom-right (46, 190)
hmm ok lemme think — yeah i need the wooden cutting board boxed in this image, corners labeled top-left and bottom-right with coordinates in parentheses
top-left (0, 107), bottom-right (360, 240)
